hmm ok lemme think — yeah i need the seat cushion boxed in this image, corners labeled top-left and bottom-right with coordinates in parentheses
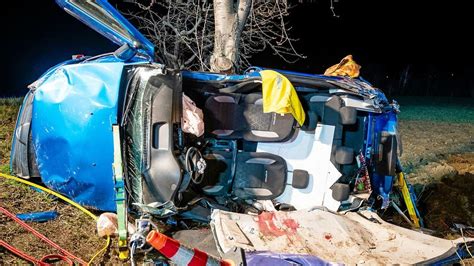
top-left (204, 95), bottom-right (244, 139)
top-left (232, 152), bottom-right (287, 200)
top-left (201, 150), bottom-right (234, 196)
top-left (241, 94), bottom-right (295, 142)
top-left (301, 94), bottom-right (330, 131)
top-left (204, 93), bottom-right (295, 142)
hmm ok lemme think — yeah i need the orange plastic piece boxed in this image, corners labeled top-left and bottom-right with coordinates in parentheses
top-left (147, 230), bottom-right (234, 266)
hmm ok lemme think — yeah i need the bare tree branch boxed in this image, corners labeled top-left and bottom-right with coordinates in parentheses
top-left (125, 0), bottom-right (306, 72)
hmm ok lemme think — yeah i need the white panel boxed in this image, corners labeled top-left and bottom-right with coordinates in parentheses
top-left (257, 124), bottom-right (341, 210)
top-left (322, 162), bottom-right (344, 212)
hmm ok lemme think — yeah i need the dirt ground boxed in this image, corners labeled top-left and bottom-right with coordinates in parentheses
top-left (394, 120), bottom-right (474, 239)
top-left (399, 120), bottom-right (474, 184)
top-left (1, 97), bottom-right (474, 264)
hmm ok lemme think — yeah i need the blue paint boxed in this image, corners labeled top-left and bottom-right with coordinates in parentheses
top-left (31, 62), bottom-right (125, 211)
top-left (370, 110), bottom-right (399, 207)
top-left (364, 113), bottom-right (374, 160)
top-left (182, 70), bottom-right (259, 82)
top-left (16, 211), bottom-right (59, 222)
top-left (85, 54), bottom-right (151, 64)
top-left (9, 0), bottom-right (403, 215)
top-left (248, 66), bottom-right (344, 81)
top-left (431, 244), bottom-right (474, 265)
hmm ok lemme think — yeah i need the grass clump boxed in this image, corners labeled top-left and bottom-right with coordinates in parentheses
top-left (0, 97), bottom-right (23, 106)
top-left (0, 98), bottom-right (21, 166)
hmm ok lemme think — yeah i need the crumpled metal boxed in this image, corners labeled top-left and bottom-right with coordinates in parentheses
top-left (32, 62), bottom-right (125, 211)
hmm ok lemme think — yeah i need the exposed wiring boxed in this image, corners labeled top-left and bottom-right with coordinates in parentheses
top-left (87, 234), bottom-right (111, 265)
top-left (0, 173), bottom-right (110, 265)
top-left (0, 173), bottom-right (96, 220)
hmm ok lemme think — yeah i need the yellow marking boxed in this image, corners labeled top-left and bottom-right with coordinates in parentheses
top-left (397, 172), bottom-right (420, 227)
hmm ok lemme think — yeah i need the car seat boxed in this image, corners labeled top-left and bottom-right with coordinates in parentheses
top-left (204, 93), bottom-right (295, 142)
top-left (233, 152), bottom-right (287, 200)
top-left (200, 151), bottom-right (288, 200)
top-left (303, 94), bottom-right (359, 201)
top-left (303, 94), bottom-right (357, 165)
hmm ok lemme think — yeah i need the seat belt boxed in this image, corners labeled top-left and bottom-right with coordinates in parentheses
top-left (112, 125), bottom-right (129, 260)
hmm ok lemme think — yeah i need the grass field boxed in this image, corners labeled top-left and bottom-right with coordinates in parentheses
top-left (0, 98), bottom-right (21, 169)
top-left (396, 96), bottom-right (474, 123)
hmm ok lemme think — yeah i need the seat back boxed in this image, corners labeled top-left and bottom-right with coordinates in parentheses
top-left (303, 94), bottom-right (360, 173)
top-left (204, 93), bottom-right (295, 142)
top-left (233, 152), bottom-right (287, 200)
top-left (200, 150), bottom-right (288, 200)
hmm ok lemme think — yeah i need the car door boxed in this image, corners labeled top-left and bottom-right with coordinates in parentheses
top-left (56, 0), bottom-right (155, 60)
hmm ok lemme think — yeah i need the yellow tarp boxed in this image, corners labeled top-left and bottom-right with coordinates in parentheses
top-left (324, 54), bottom-right (361, 78)
top-left (260, 70), bottom-right (305, 126)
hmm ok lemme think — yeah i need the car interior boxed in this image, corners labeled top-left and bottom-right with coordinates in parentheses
top-left (123, 69), bottom-right (365, 218)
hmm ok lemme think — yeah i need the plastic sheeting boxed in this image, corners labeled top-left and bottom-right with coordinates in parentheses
top-left (31, 62), bottom-right (124, 211)
top-left (182, 93), bottom-right (204, 137)
top-left (324, 55), bottom-right (361, 78)
top-left (245, 251), bottom-right (338, 266)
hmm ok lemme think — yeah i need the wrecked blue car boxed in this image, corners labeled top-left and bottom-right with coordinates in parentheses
top-left (10, 1), bottom-right (474, 264)
top-left (11, 0), bottom-right (402, 218)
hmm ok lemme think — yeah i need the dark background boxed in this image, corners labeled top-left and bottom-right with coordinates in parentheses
top-left (2, 0), bottom-right (473, 97)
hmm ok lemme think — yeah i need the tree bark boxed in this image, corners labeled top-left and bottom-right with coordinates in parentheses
top-left (210, 0), bottom-right (251, 73)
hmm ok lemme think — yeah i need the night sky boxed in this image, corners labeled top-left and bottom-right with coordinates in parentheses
top-left (2, 0), bottom-right (472, 97)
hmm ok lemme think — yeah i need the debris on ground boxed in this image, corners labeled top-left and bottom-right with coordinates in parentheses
top-left (211, 208), bottom-right (473, 264)
top-left (97, 213), bottom-right (118, 237)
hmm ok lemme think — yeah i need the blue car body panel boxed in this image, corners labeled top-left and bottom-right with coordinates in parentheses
top-left (31, 62), bottom-right (125, 211)
top-left (371, 110), bottom-right (398, 208)
top-left (56, 0), bottom-right (155, 59)
top-left (182, 70), bottom-right (260, 82)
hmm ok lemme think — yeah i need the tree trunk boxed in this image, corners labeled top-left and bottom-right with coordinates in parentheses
top-left (211, 0), bottom-right (251, 73)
